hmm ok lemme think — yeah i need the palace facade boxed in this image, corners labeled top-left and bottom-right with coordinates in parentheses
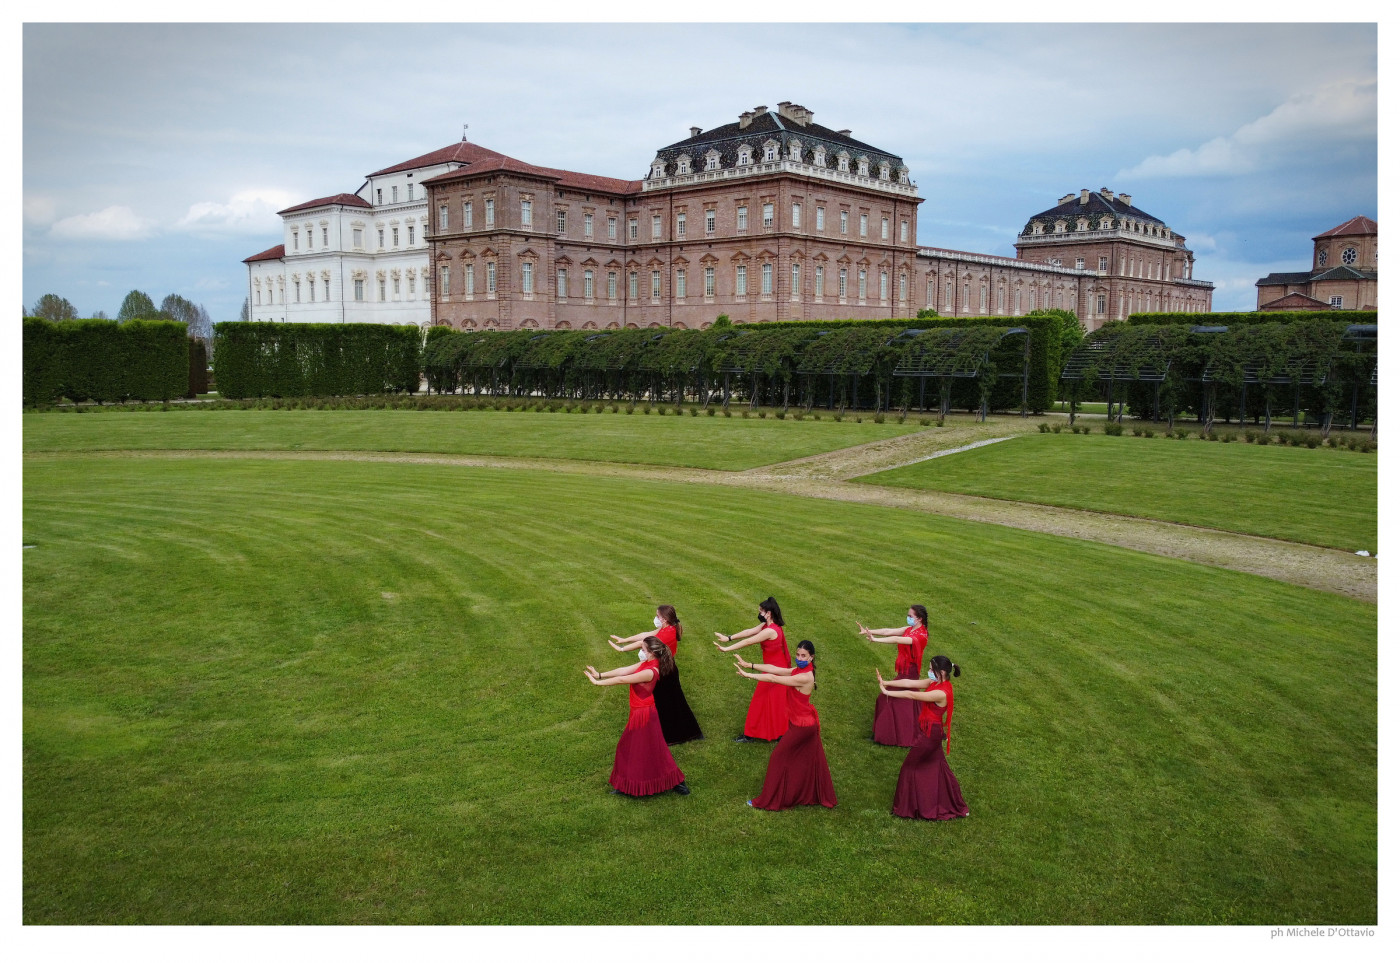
top-left (245, 102), bottom-right (1213, 332)
top-left (1255, 216), bottom-right (1378, 311)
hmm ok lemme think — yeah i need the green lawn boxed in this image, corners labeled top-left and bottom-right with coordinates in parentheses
top-left (860, 432), bottom-right (1377, 551)
top-left (23, 454), bottom-right (1375, 924)
top-left (22, 409), bottom-right (924, 471)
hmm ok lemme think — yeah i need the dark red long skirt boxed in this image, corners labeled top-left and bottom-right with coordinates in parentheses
top-left (872, 669), bottom-right (921, 747)
top-left (891, 729), bottom-right (968, 820)
top-left (752, 722), bottom-right (837, 810)
top-left (744, 679), bottom-right (790, 740)
top-left (610, 705), bottom-right (685, 796)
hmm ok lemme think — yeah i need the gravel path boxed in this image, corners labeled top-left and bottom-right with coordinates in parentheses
top-left (34, 442), bottom-right (1375, 603)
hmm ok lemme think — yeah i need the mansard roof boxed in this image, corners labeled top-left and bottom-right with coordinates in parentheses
top-left (243, 244), bottom-right (285, 263)
top-left (1313, 215), bottom-right (1377, 240)
top-left (277, 193), bottom-right (372, 216)
top-left (368, 141), bottom-right (509, 177)
top-left (1256, 271), bottom-right (1315, 286)
top-left (1024, 190), bottom-right (1165, 227)
top-left (420, 150), bottom-right (641, 195)
top-left (1256, 266), bottom-right (1377, 286)
top-left (650, 108), bottom-right (905, 178)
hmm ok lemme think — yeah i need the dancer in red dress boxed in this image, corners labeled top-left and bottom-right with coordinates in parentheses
top-left (878, 655), bottom-right (968, 820)
top-left (858, 604), bottom-right (930, 747)
top-left (586, 636), bottom-right (690, 797)
top-left (607, 604), bottom-right (703, 745)
top-left (714, 596), bottom-right (791, 742)
top-left (733, 640), bottom-right (837, 810)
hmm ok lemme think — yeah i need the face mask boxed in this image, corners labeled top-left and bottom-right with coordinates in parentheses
top-left (928, 669), bottom-right (937, 680)
top-left (906, 616), bottom-right (918, 627)
top-left (638, 649), bottom-right (649, 662)
top-left (758, 612), bottom-right (767, 624)
top-left (795, 657), bottom-right (811, 668)
top-left (653, 616), bottom-right (664, 629)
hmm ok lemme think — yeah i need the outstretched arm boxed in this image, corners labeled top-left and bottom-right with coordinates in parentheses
top-left (714, 626), bottom-right (776, 653)
top-left (732, 654), bottom-right (792, 675)
top-left (608, 633), bottom-right (647, 652)
top-left (588, 667), bottom-right (656, 687)
top-left (736, 666), bottom-right (811, 689)
top-left (875, 669), bottom-right (930, 690)
top-left (858, 621), bottom-right (912, 641)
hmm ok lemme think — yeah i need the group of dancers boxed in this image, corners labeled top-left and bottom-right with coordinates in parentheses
top-left (584, 596), bottom-right (969, 820)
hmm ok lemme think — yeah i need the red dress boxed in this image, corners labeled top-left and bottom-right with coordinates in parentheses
top-left (743, 625), bottom-right (791, 740)
top-left (608, 659), bottom-right (686, 796)
top-left (752, 664), bottom-right (838, 810)
top-left (872, 624), bottom-right (928, 747)
top-left (654, 624), bottom-right (679, 657)
top-left (891, 679), bottom-right (968, 820)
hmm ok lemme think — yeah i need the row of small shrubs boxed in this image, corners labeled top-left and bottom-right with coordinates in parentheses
top-left (23, 317), bottom-right (189, 405)
top-left (1037, 420), bottom-right (1374, 451)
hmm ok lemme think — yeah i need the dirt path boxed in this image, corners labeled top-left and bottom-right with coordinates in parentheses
top-left (32, 442), bottom-right (1376, 603)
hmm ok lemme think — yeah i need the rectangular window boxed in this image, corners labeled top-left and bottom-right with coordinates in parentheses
top-left (376, 189), bottom-right (382, 204)
top-left (1016, 290), bottom-right (1023, 314)
top-left (650, 214), bottom-right (662, 239)
top-left (860, 214), bottom-right (869, 237)
top-left (464, 201), bottom-right (473, 229)
top-left (393, 275), bottom-right (401, 296)
top-left (294, 279), bottom-right (301, 302)
top-left (353, 228), bottom-right (363, 248)
top-left (391, 186), bottom-right (398, 203)
top-left (585, 270), bottom-right (595, 300)
top-left (705, 266), bottom-right (716, 297)
top-left (980, 285), bottom-right (987, 312)
top-left (521, 200), bottom-right (532, 228)
top-left (557, 210), bottom-right (567, 234)
top-left (465, 264), bottom-right (474, 296)
top-left (1099, 256), bottom-right (1108, 271)
top-left (763, 203), bottom-right (774, 228)
top-left (705, 210), bottom-right (715, 234)
top-left (880, 271), bottom-right (888, 300)
top-left (392, 227), bottom-right (399, 247)
top-left (998, 287), bottom-right (1005, 312)
top-left (900, 274), bottom-right (907, 302)
top-left (406, 184), bottom-right (413, 201)
top-left (557, 268), bottom-right (567, 298)
top-left (676, 213), bottom-right (686, 238)
top-left (354, 279), bottom-right (364, 301)
top-left (762, 263), bottom-right (773, 295)
top-left (900, 220), bottom-right (909, 242)
top-left (608, 216), bottom-right (617, 240)
top-left (607, 272), bottom-right (617, 300)
top-left (651, 270), bottom-right (661, 299)
top-left (1075, 257), bottom-right (1085, 269)
top-left (945, 282), bottom-right (953, 310)
top-left (816, 207), bottom-right (825, 231)
top-left (792, 203), bottom-right (802, 228)
top-left (292, 231), bottom-right (299, 251)
top-left (881, 217), bottom-right (889, 240)
top-left (584, 213), bottom-right (594, 238)
top-left (485, 198), bottom-right (495, 227)
top-left (487, 261), bottom-right (496, 294)
top-left (322, 227), bottom-right (328, 245)
top-left (815, 265), bottom-right (824, 298)
top-left (408, 274), bottom-right (415, 295)
top-left (377, 229), bottom-right (384, 248)
top-left (407, 225), bottom-right (415, 245)
top-left (858, 270), bottom-right (867, 300)
top-left (840, 211), bottom-right (848, 234)
top-left (737, 206), bottom-right (748, 231)
top-left (676, 269), bottom-right (686, 299)
top-left (629, 272), bottom-right (638, 300)
top-left (439, 266), bottom-right (450, 296)
top-left (791, 263), bottom-right (800, 299)
top-left (628, 218), bottom-right (638, 240)
top-left (1330, 295), bottom-right (1344, 309)
top-left (378, 279), bottom-right (386, 300)
top-left (839, 269), bottom-right (847, 298)
top-left (736, 265), bottom-right (748, 296)
top-left (308, 279), bottom-right (314, 302)
top-left (1096, 294), bottom-right (1106, 315)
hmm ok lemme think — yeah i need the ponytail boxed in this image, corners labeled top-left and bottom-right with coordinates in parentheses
top-left (642, 636), bottom-right (675, 676)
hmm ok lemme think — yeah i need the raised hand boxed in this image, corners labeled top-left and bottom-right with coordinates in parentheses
top-left (607, 638), bottom-right (625, 651)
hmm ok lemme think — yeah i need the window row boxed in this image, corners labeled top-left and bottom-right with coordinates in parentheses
top-left (373, 183), bottom-right (416, 205)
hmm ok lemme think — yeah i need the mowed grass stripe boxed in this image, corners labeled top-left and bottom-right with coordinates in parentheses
top-left (23, 409), bottom-right (925, 471)
top-left (859, 432), bottom-right (1377, 551)
top-left (23, 457), bottom-right (1375, 924)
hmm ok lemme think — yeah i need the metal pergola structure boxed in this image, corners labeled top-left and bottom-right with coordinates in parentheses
top-left (891, 326), bottom-right (1032, 421)
top-left (1059, 325), bottom-right (1224, 424)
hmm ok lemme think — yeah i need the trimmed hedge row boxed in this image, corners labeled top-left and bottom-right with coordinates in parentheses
top-left (212, 322), bottom-right (422, 399)
top-left (23, 317), bottom-right (189, 405)
top-left (1126, 310), bottom-right (1377, 327)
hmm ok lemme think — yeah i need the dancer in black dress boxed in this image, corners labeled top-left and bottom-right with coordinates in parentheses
top-left (608, 604), bottom-right (703, 744)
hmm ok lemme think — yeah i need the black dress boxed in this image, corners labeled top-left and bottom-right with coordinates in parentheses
top-left (654, 666), bottom-right (704, 744)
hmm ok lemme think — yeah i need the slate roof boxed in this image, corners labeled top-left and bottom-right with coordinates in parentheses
top-left (1313, 215), bottom-right (1377, 239)
top-left (276, 193), bottom-right (372, 216)
top-left (1256, 271), bottom-right (1315, 286)
top-left (650, 110), bottom-right (905, 180)
top-left (1256, 266), bottom-right (1378, 286)
top-left (1024, 191), bottom-right (1165, 229)
top-left (243, 244), bottom-right (285, 263)
top-left (421, 151), bottom-right (641, 195)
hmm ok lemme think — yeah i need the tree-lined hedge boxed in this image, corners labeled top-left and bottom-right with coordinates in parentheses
top-left (23, 317), bottom-right (189, 405)
top-left (1126, 310), bottom-right (1377, 327)
top-left (212, 322), bottom-right (422, 399)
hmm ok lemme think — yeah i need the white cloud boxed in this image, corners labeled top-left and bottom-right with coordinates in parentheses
top-left (1117, 79), bottom-right (1376, 179)
top-left (49, 205), bottom-right (155, 241)
top-left (24, 195), bottom-right (57, 226)
top-left (174, 189), bottom-right (300, 235)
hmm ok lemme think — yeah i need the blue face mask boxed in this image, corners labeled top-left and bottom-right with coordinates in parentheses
top-left (795, 657), bottom-right (811, 668)
top-left (928, 668), bottom-right (937, 680)
top-left (906, 616), bottom-right (918, 627)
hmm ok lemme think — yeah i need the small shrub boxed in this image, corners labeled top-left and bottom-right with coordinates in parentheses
top-left (936, 419), bottom-right (945, 427)
top-left (1361, 441), bottom-right (1376, 453)
top-left (1257, 432), bottom-right (1270, 445)
top-left (897, 414), bottom-right (906, 424)
top-left (625, 404), bottom-right (635, 415)
top-left (1244, 430), bottom-right (1257, 443)
top-left (723, 409), bottom-right (732, 418)
top-left (674, 407), bottom-right (684, 416)
top-left (1051, 423), bottom-right (1063, 433)
top-left (689, 408), bottom-right (698, 416)
top-left (741, 409), bottom-right (750, 419)
top-left (758, 410), bottom-right (768, 419)
top-left (919, 418), bottom-right (931, 427)
top-left (792, 411), bottom-right (804, 421)
top-left (1305, 436), bottom-right (1319, 449)
top-left (1131, 427), bottom-right (1142, 437)
top-left (1038, 423), bottom-right (1051, 433)
top-left (810, 413), bottom-right (820, 421)
top-left (855, 416), bottom-right (863, 423)
top-left (1143, 428), bottom-right (1155, 438)
top-left (873, 413), bottom-right (885, 424)
top-left (833, 413), bottom-right (843, 422)
top-left (776, 410), bottom-right (786, 420)
top-left (707, 408), bottom-right (716, 417)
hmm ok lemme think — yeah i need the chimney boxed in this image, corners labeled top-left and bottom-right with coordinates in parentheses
top-left (689, 126), bottom-right (702, 138)
top-left (1079, 189), bottom-right (1090, 205)
top-left (1119, 193), bottom-right (1133, 207)
top-left (837, 129), bottom-right (851, 137)
top-left (1100, 187), bottom-right (1115, 201)
top-left (753, 105), bottom-right (768, 115)
top-left (777, 102), bottom-right (810, 126)
top-left (739, 110), bottom-right (754, 129)
top-left (1058, 193), bottom-right (1075, 205)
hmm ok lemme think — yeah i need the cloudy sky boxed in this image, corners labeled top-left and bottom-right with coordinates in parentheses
top-left (23, 21), bottom-right (1377, 318)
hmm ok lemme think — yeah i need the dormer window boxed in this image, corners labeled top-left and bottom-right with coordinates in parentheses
top-left (1031, 222), bottom-right (1044, 235)
top-left (704, 150), bottom-right (721, 171)
top-left (836, 151), bottom-right (849, 172)
top-left (651, 158), bottom-right (666, 178)
top-left (788, 141), bottom-right (802, 161)
top-left (813, 146), bottom-right (826, 167)
top-left (897, 166), bottom-right (909, 185)
top-left (763, 140), bottom-right (779, 162)
top-left (1077, 218), bottom-right (1089, 231)
top-left (1054, 220), bottom-right (1066, 233)
top-left (878, 162), bottom-right (890, 181)
top-left (1100, 217), bottom-right (1113, 230)
top-left (737, 145), bottom-right (753, 166)
top-left (857, 156), bottom-right (870, 177)
top-left (676, 154), bottom-right (692, 175)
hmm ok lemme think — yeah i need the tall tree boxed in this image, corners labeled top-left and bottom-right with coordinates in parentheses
top-left (160, 294), bottom-right (214, 340)
top-left (117, 289), bottom-right (158, 321)
top-left (30, 293), bottom-right (78, 321)
top-left (92, 310), bottom-right (109, 319)
top-left (239, 297), bottom-right (249, 323)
